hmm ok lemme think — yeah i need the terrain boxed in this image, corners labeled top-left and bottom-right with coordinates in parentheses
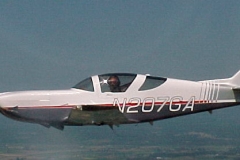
top-left (0, 107), bottom-right (240, 160)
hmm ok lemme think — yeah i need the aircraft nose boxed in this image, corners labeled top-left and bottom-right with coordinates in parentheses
top-left (0, 104), bottom-right (6, 116)
top-left (0, 97), bottom-right (3, 113)
top-left (0, 93), bottom-right (8, 114)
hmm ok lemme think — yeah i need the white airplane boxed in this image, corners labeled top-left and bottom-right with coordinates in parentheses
top-left (0, 71), bottom-right (240, 130)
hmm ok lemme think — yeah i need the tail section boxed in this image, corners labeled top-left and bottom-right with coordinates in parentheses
top-left (204, 70), bottom-right (240, 103)
top-left (201, 70), bottom-right (240, 89)
top-left (229, 70), bottom-right (240, 89)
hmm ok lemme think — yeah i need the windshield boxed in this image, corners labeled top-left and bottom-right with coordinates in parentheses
top-left (99, 73), bottom-right (136, 92)
top-left (73, 77), bottom-right (94, 92)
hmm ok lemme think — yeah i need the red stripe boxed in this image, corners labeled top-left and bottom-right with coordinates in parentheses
top-left (4, 100), bottom-right (213, 109)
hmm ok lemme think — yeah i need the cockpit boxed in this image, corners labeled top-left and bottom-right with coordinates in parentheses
top-left (73, 73), bottom-right (167, 93)
top-left (73, 73), bottom-right (137, 93)
top-left (98, 73), bottom-right (136, 92)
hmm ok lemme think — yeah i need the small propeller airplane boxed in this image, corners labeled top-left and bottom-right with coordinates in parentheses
top-left (0, 71), bottom-right (240, 130)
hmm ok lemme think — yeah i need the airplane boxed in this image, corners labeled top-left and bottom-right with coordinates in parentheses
top-left (0, 71), bottom-right (240, 130)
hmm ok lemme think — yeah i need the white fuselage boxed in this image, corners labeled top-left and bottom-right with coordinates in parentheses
top-left (0, 73), bottom-right (239, 129)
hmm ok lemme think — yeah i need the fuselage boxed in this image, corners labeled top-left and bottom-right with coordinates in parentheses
top-left (0, 73), bottom-right (239, 129)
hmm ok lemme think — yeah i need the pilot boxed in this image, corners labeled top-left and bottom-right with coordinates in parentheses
top-left (107, 75), bottom-right (121, 92)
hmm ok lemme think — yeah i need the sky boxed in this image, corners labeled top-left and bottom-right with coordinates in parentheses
top-left (0, 0), bottom-right (240, 92)
top-left (0, 0), bottom-right (240, 159)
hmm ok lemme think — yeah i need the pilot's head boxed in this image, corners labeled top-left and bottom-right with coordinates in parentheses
top-left (108, 75), bottom-right (120, 88)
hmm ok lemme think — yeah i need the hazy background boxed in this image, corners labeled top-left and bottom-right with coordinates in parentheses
top-left (0, 1), bottom-right (240, 159)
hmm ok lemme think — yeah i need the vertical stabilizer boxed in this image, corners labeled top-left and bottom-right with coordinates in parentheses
top-left (203, 70), bottom-right (240, 88)
top-left (229, 70), bottom-right (240, 88)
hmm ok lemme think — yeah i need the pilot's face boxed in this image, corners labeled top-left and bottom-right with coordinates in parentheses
top-left (108, 77), bottom-right (119, 86)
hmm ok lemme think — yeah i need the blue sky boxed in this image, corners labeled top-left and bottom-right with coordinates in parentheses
top-left (0, 1), bottom-right (240, 152)
top-left (0, 1), bottom-right (240, 92)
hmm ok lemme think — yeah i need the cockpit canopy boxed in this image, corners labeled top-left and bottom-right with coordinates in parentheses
top-left (73, 77), bottom-right (94, 92)
top-left (73, 73), bottom-right (137, 92)
top-left (73, 73), bottom-right (167, 92)
top-left (98, 73), bottom-right (136, 92)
